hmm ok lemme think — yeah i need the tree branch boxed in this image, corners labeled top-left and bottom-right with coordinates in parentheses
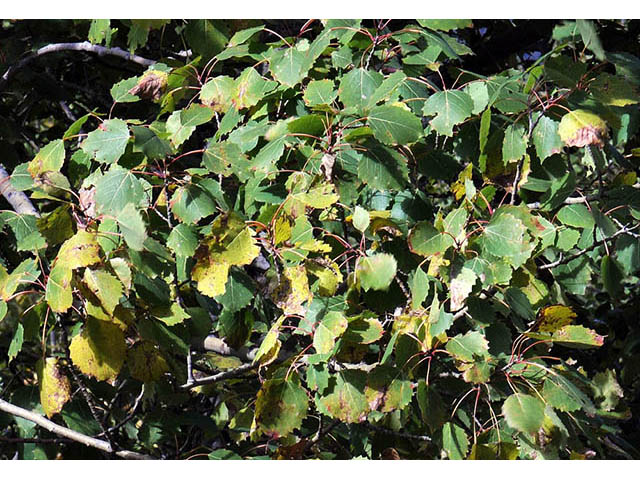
top-left (0, 41), bottom-right (155, 92)
top-left (0, 164), bottom-right (39, 217)
top-left (179, 362), bottom-right (258, 390)
top-left (0, 398), bottom-right (153, 459)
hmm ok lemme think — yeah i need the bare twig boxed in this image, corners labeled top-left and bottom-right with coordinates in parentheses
top-left (539, 225), bottom-right (640, 270)
top-left (0, 41), bottom-right (155, 92)
top-left (179, 362), bottom-right (258, 390)
top-left (0, 398), bottom-right (153, 459)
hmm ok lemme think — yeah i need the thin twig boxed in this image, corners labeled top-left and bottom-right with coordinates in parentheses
top-left (179, 362), bottom-right (258, 390)
top-left (539, 225), bottom-right (640, 270)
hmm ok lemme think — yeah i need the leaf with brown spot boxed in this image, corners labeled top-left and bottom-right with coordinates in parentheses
top-left (37, 357), bottom-right (71, 418)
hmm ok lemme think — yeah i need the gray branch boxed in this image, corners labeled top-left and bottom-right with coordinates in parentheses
top-left (0, 164), bottom-right (39, 217)
top-left (0, 398), bottom-right (153, 460)
top-left (0, 41), bottom-right (155, 92)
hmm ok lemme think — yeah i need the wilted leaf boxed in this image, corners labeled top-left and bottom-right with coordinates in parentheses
top-left (37, 357), bottom-right (71, 418)
top-left (127, 341), bottom-right (169, 382)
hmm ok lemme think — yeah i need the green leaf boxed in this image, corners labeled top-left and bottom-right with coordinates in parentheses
top-left (442, 422), bottom-right (469, 459)
top-left (203, 141), bottom-right (245, 176)
top-left (313, 311), bottom-right (348, 354)
top-left (200, 75), bottom-right (235, 112)
top-left (269, 47), bottom-right (309, 88)
top-left (557, 204), bottom-right (594, 229)
top-left (232, 67), bottom-right (278, 110)
top-left (8, 323), bottom-right (24, 362)
top-left (367, 70), bottom-right (407, 107)
top-left (545, 55), bottom-right (586, 88)
top-left (315, 369), bottom-right (369, 423)
top-left (110, 77), bottom-right (140, 103)
top-left (576, 19), bottom-right (605, 61)
top-left (352, 206), bottom-right (370, 233)
top-left (591, 369), bottom-right (623, 411)
top-left (94, 165), bottom-right (146, 216)
top-left (590, 73), bottom-right (640, 107)
top-left (81, 119), bottom-right (130, 164)
top-left (423, 90), bottom-right (474, 137)
top-left (552, 325), bottom-right (604, 349)
top-left (28, 139), bottom-right (65, 177)
top-left (45, 264), bottom-right (73, 313)
top-left (170, 180), bottom-right (217, 224)
top-left (1, 212), bottom-right (46, 251)
top-left (303, 79), bottom-right (337, 106)
top-left (532, 115), bottom-right (563, 162)
top-left (409, 267), bottom-right (430, 310)
top-left (356, 253), bottom-right (397, 291)
top-left (357, 140), bottom-right (409, 191)
top-left (254, 371), bottom-right (309, 437)
top-left (215, 269), bottom-right (255, 313)
top-left (367, 104), bottom-right (423, 145)
top-left (446, 331), bottom-right (490, 363)
top-left (88, 19), bottom-right (112, 45)
top-left (131, 125), bottom-right (172, 160)
top-left (502, 393), bottom-right (545, 434)
top-left (408, 221), bottom-right (453, 257)
top-left (116, 204), bottom-right (147, 251)
top-left (167, 223), bottom-right (199, 258)
top-left (418, 19), bottom-right (473, 31)
top-left (343, 314), bottom-right (384, 344)
top-left (602, 254), bottom-right (624, 300)
top-left (502, 124), bottom-right (527, 164)
top-left (365, 366), bottom-right (412, 413)
top-left (166, 104), bottom-right (214, 147)
top-left (152, 303), bottom-right (190, 327)
top-left (482, 213), bottom-right (530, 267)
top-left (339, 68), bottom-right (383, 113)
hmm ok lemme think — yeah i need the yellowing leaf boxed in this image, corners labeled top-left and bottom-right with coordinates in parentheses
top-left (69, 318), bottom-right (126, 381)
top-left (45, 264), bottom-right (73, 313)
top-left (537, 305), bottom-right (576, 333)
top-left (57, 230), bottom-right (101, 270)
top-left (306, 258), bottom-right (343, 296)
top-left (192, 212), bottom-right (260, 298)
top-left (272, 265), bottom-right (313, 315)
top-left (37, 357), bottom-right (71, 418)
top-left (127, 341), bottom-right (169, 383)
top-left (83, 268), bottom-right (123, 315)
top-left (558, 109), bottom-right (608, 148)
top-left (254, 316), bottom-right (284, 366)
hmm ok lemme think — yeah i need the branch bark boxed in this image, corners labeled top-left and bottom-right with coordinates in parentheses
top-left (0, 398), bottom-right (153, 459)
top-left (0, 41), bottom-right (155, 92)
top-left (0, 164), bottom-right (39, 217)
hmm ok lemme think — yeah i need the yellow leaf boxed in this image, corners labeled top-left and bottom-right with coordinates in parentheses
top-left (69, 318), bottom-right (126, 381)
top-left (272, 266), bottom-right (313, 315)
top-left (127, 341), bottom-right (169, 383)
top-left (192, 212), bottom-right (259, 298)
top-left (37, 357), bottom-right (71, 418)
top-left (537, 305), bottom-right (577, 333)
top-left (57, 229), bottom-right (102, 270)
